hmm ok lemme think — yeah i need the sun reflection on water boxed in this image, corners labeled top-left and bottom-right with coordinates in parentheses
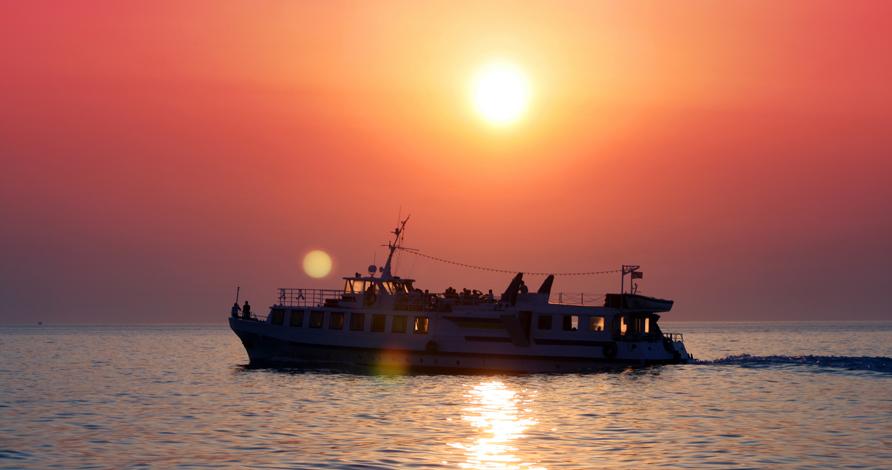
top-left (449, 381), bottom-right (546, 470)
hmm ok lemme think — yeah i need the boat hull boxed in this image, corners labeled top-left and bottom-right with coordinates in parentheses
top-left (230, 317), bottom-right (688, 374)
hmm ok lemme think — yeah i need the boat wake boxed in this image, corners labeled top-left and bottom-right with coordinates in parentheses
top-left (698, 354), bottom-right (892, 373)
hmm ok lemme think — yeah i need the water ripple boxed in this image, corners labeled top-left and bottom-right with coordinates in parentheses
top-left (1, 324), bottom-right (891, 469)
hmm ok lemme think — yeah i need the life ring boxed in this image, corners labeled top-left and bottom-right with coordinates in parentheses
top-left (425, 340), bottom-right (438, 352)
top-left (602, 342), bottom-right (618, 359)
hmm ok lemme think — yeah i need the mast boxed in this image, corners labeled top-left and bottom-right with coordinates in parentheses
top-left (621, 265), bottom-right (640, 295)
top-left (380, 215), bottom-right (410, 280)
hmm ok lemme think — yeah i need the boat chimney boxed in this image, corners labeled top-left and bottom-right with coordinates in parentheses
top-left (537, 274), bottom-right (555, 295)
top-left (500, 273), bottom-right (524, 306)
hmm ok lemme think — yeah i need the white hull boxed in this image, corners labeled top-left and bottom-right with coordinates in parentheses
top-left (229, 302), bottom-right (689, 374)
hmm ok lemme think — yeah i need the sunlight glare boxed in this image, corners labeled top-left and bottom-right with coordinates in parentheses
top-left (473, 65), bottom-right (529, 125)
top-left (448, 381), bottom-right (545, 470)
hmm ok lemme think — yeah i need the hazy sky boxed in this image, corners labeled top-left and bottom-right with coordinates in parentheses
top-left (2, 1), bottom-right (891, 323)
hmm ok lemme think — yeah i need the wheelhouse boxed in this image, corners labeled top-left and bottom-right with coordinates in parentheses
top-left (343, 277), bottom-right (413, 296)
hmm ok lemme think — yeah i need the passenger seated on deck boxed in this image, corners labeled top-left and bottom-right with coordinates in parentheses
top-left (486, 289), bottom-right (494, 301)
top-left (242, 301), bottom-right (251, 319)
top-left (460, 288), bottom-right (470, 303)
top-left (231, 303), bottom-right (240, 318)
top-left (423, 289), bottom-right (436, 307)
top-left (444, 287), bottom-right (458, 299)
top-left (519, 281), bottom-right (529, 294)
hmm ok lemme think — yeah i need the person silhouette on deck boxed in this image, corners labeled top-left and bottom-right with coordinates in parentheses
top-left (519, 281), bottom-right (529, 294)
top-left (242, 301), bottom-right (251, 319)
top-left (231, 302), bottom-right (241, 318)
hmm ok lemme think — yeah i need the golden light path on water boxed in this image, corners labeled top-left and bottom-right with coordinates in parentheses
top-left (449, 382), bottom-right (546, 470)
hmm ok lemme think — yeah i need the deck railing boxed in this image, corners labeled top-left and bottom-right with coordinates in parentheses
top-left (549, 293), bottom-right (606, 306)
top-left (233, 313), bottom-right (267, 322)
top-left (277, 288), bottom-right (343, 307)
top-left (664, 332), bottom-right (684, 342)
top-left (274, 290), bottom-right (611, 308)
top-left (614, 332), bottom-right (660, 342)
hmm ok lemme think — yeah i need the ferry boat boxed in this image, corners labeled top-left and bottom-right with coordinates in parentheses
top-left (229, 218), bottom-right (691, 373)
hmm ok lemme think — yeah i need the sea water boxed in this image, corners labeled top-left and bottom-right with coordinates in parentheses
top-left (1, 322), bottom-right (890, 469)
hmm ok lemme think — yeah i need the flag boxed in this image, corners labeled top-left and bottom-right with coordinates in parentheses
top-left (631, 271), bottom-right (643, 279)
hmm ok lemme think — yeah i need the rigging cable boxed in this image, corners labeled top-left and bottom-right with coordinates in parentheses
top-left (396, 248), bottom-right (622, 276)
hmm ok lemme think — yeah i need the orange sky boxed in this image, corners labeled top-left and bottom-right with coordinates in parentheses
top-left (2, 0), bottom-right (891, 323)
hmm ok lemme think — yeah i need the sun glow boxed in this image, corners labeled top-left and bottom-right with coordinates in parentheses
top-left (473, 65), bottom-right (529, 125)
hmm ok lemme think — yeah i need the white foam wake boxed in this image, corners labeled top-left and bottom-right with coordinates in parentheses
top-left (697, 354), bottom-right (891, 373)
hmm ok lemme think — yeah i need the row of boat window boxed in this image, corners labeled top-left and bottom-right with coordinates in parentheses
top-left (538, 315), bottom-right (605, 332)
top-left (269, 309), bottom-right (613, 333)
top-left (270, 309), bottom-right (429, 334)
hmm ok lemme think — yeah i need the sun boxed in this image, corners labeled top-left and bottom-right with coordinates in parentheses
top-left (473, 64), bottom-right (529, 125)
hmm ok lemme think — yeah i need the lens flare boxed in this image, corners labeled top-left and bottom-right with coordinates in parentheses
top-left (303, 250), bottom-right (332, 278)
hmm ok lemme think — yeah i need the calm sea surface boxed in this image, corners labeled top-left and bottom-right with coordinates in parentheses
top-left (1, 322), bottom-right (890, 469)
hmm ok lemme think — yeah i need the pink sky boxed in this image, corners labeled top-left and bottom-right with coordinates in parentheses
top-left (2, 1), bottom-right (891, 323)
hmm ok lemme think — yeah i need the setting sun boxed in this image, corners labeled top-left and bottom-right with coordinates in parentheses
top-left (473, 64), bottom-right (529, 125)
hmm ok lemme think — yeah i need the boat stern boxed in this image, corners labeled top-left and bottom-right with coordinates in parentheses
top-left (662, 332), bottom-right (691, 364)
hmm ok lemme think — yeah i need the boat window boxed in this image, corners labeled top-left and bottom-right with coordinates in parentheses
top-left (329, 312), bottom-right (344, 330)
top-left (350, 313), bottom-right (365, 331)
top-left (309, 311), bottom-right (324, 328)
top-left (383, 282), bottom-right (410, 294)
top-left (392, 315), bottom-right (407, 333)
top-left (589, 317), bottom-right (604, 332)
top-left (537, 315), bottom-right (552, 330)
top-left (271, 309), bottom-right (285, 325)
top-left (621, 316), bottom-right (627, 334)
top-left (289, 310), bottom-right (304, 327)
top-left (413, 316), bottom-right (429, 334)
top-left (345, 280), bottom-right (374, 294)
top-left (627, 316), bottom-right (649, 334)
top-left (371, 314), bottom-right (386, 332)
top-left (562, 315), bottom-right (578, 331)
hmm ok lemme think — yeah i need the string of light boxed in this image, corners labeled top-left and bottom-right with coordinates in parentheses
top-left (397, 248), bottom-right (621, 276)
